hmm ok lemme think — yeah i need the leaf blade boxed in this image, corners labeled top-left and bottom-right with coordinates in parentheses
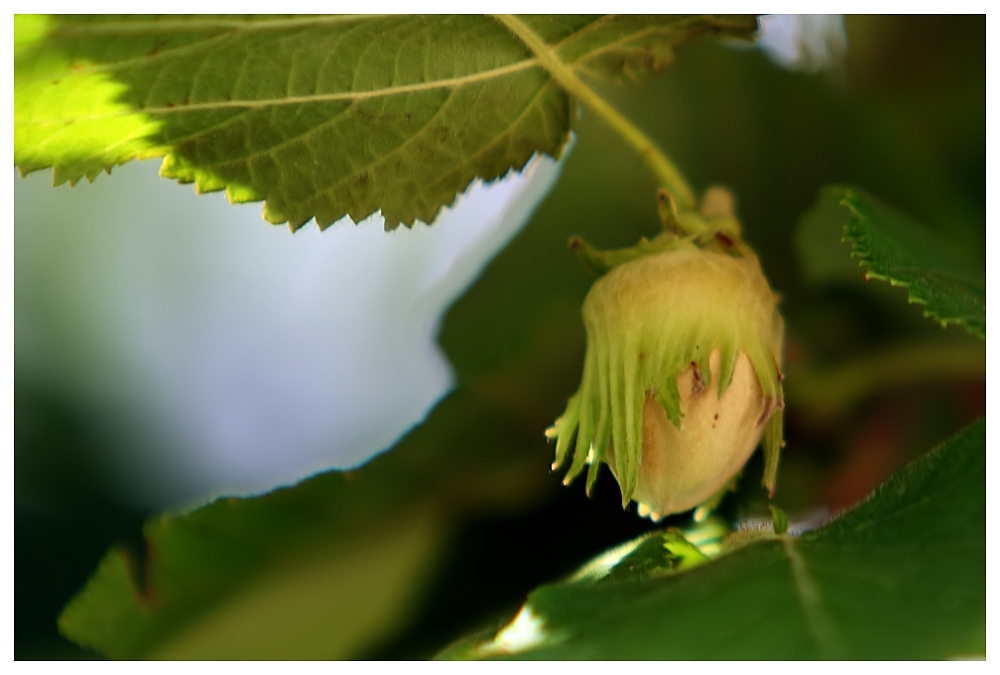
top-left (453, 419), bottom-right (986, 660)
top-left (830, 186), bottom-right (985, 338)
top-left (15, 14), bottom-right (756, 229)
top-left (56, 363), bottom-right (562, 659)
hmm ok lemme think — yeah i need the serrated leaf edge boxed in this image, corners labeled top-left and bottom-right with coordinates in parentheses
top-left (836, 190), bottom-right (985, 339)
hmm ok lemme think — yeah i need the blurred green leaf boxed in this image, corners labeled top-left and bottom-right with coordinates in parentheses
top-left (57, 467), bottom-right (440, 658)
top-left (14, 14), bottom-right (755, 229)
top-left (61, 503), bottom-right (443, 659)
top-left (449, 419), bottom-right (985, 660)
top-left (57, 380), bottom-right (561, 659)
top-left (804, 186), bottom-right (985, 338)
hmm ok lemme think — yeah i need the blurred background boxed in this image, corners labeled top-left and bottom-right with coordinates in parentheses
top-left (15, 15), bottom-right (985, 659)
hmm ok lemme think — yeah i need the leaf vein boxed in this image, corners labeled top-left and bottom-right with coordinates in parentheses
top-left (782, 538), bottom-right (848, 659)
top-left (416, 79), bottom-right (556, 202)
top-left (552, 14), bottom-right (617, 52)
top-left (303, 87), bottom-right (462, 218)
top-left (17, 60), bottom-right (543, 125)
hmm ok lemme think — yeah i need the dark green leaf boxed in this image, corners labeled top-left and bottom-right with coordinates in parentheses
top-left (805, 186), bottom-right (985, 338)
top-left (14, 14), bottom-right (756, 229)
top-left (447, 419), bottom-right (986, 659)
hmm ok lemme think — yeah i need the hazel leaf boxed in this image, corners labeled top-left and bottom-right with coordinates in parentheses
top-left (815, 186), bottom-right (985, 338)
top-left (14, 14), bottom-right (757, 230)
top-left (56, 386), bottom-right (557, 659)
top-left (444, 419), bottom-right (986, 660)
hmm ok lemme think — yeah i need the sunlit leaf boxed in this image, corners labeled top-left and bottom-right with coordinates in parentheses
top-left (447, 419), bottom-right (985, 660)
top-left (14, 14), bottom-right (756, 229)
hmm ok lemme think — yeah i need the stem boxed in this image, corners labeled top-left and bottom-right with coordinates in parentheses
top-left (493, 14), bottom-right (697, 211)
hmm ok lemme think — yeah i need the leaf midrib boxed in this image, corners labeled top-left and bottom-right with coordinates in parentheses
top-left (782, 537), bottom-right (848, 658)
top-left (16, 60), bottom-right (544, 125)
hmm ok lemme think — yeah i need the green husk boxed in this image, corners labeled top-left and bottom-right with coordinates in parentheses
top-left (549, 236), bottom-right (784, 514)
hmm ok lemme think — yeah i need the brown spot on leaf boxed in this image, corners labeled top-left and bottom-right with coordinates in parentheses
top-left (146, 38), bottom-right (166, 57)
